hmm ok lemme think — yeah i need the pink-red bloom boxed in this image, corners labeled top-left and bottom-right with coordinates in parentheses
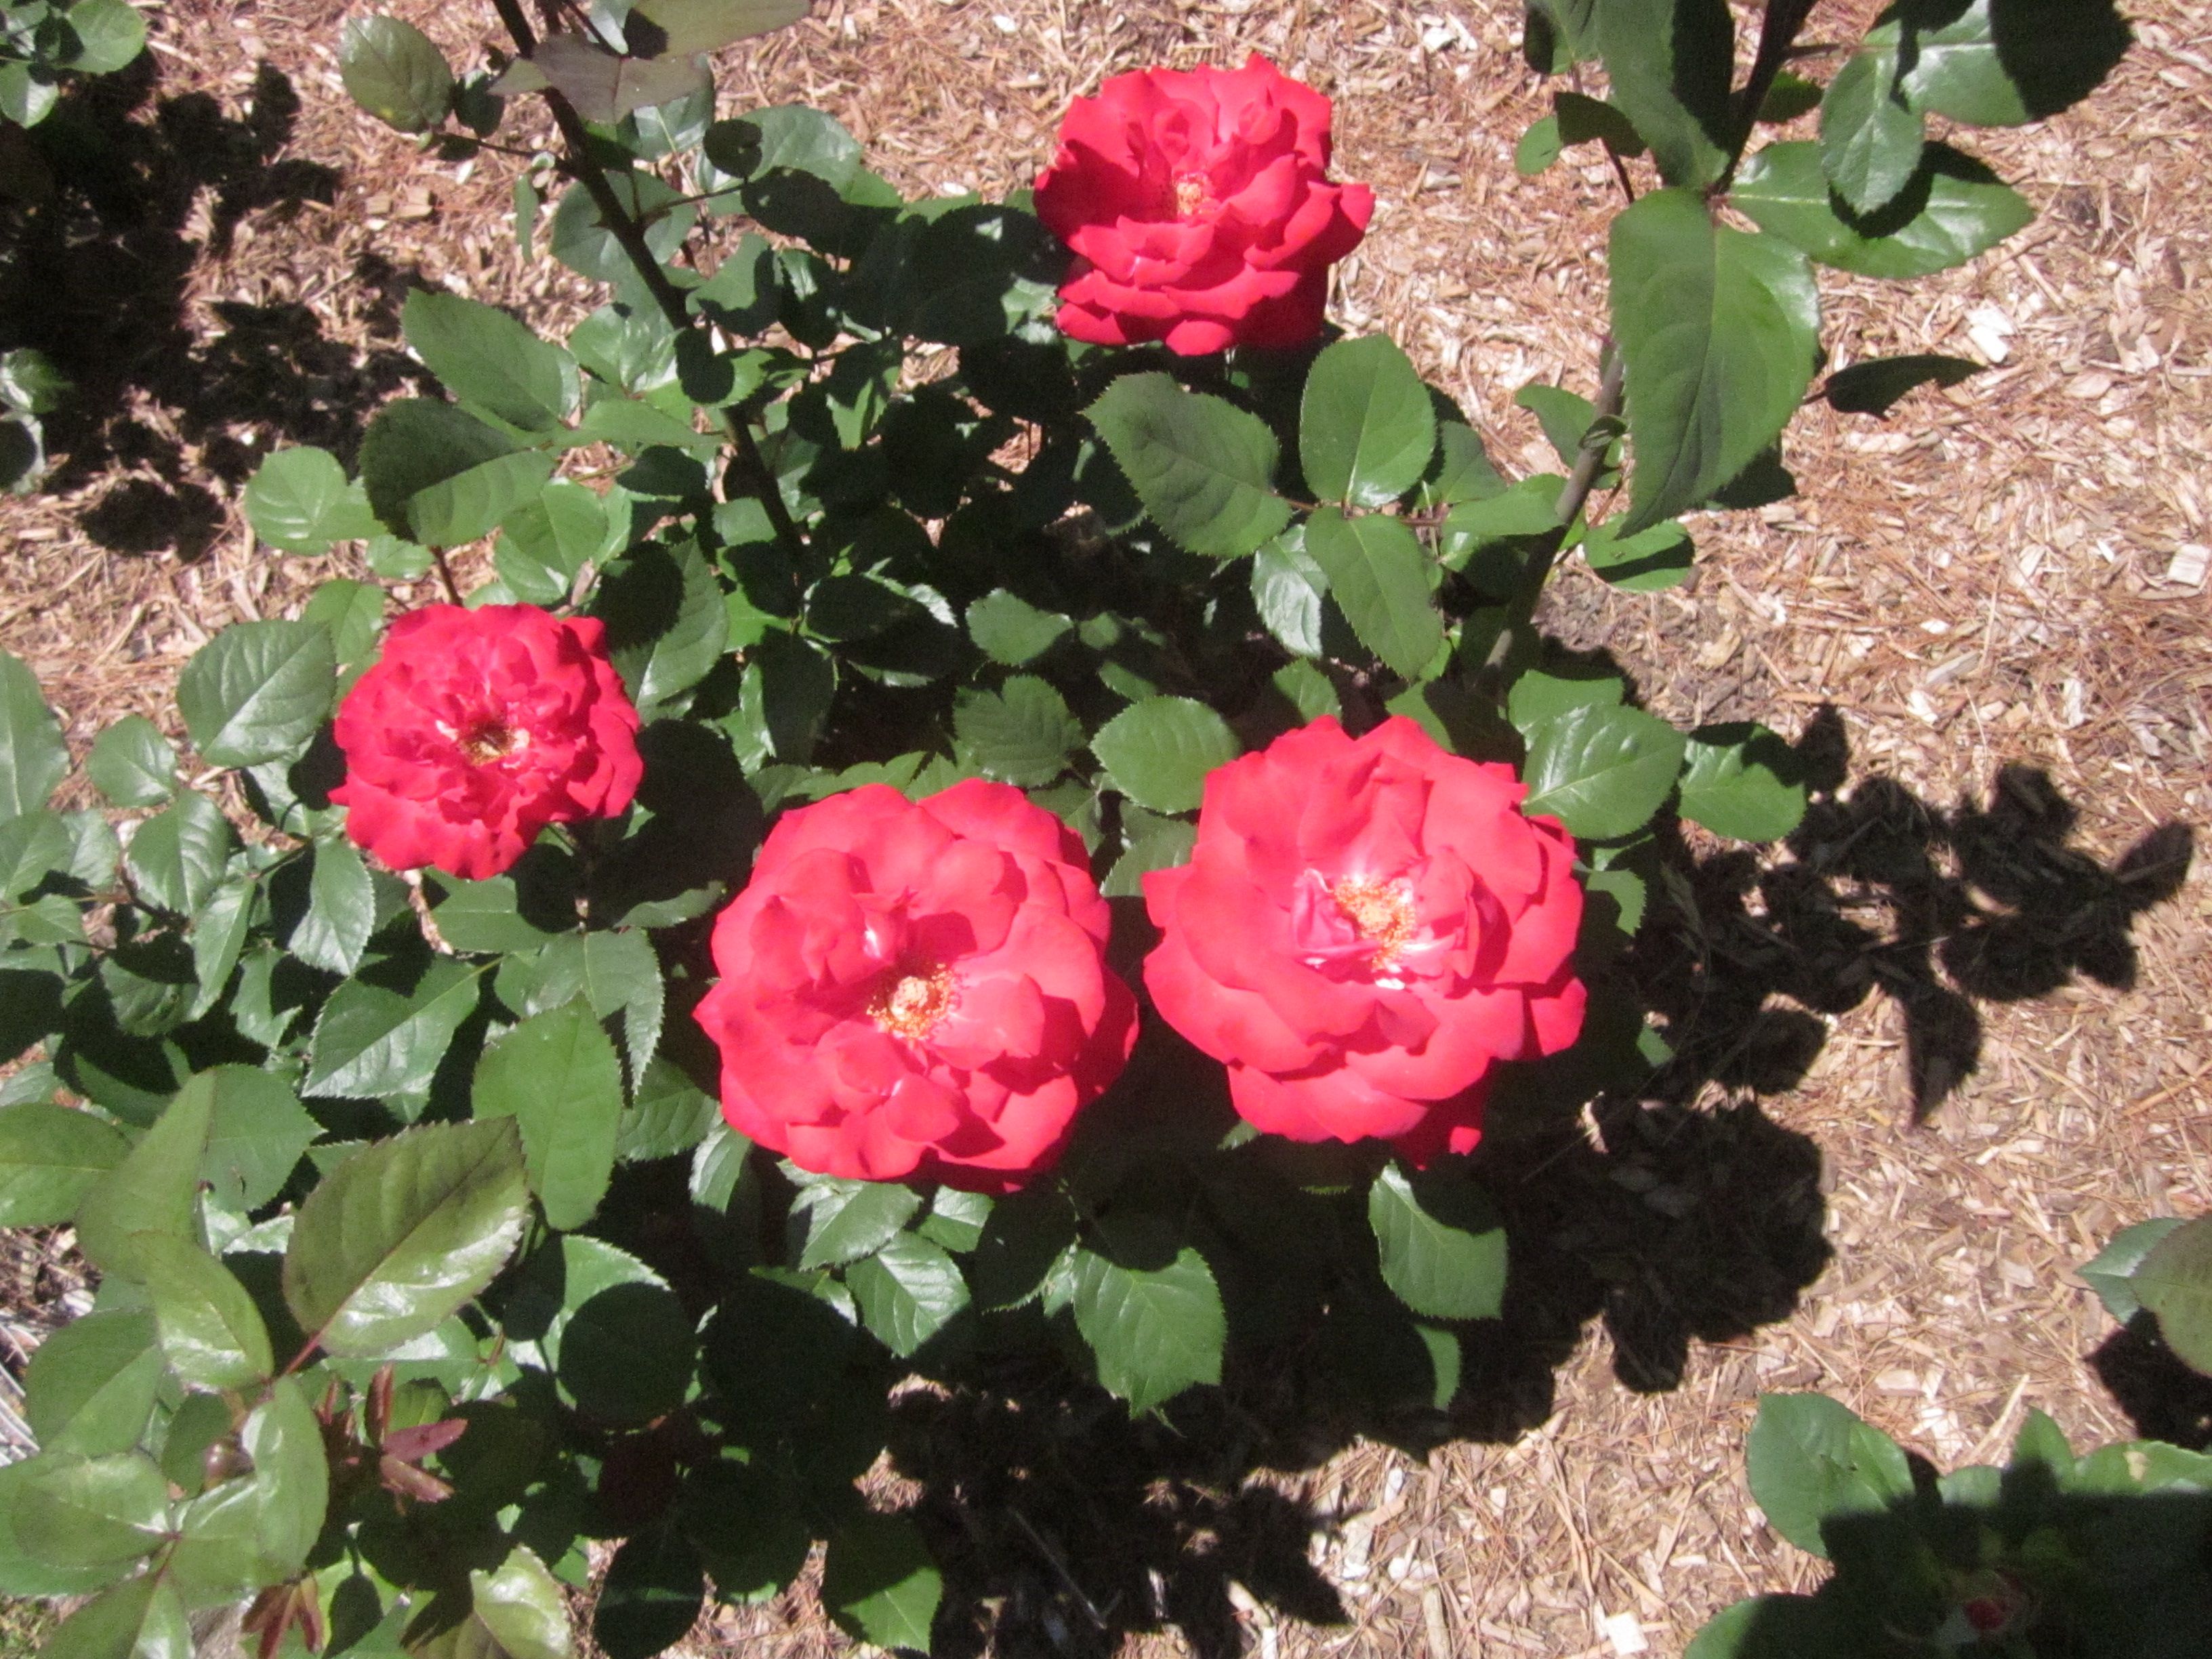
top-left (1142, 717), bottom-right (1585, 1163)
top-left (1033, 53), bottom-right (1374, 355)
top-left (695, 781), bottom-right (1138, 1192)
top-left (331, 603), bottom-right (642, 880)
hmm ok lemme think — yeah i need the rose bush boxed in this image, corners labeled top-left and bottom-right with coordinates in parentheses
top-left (695, 780), bottom-right (1137, 1190)
top-left (0, 4), bottom-right (2141, 1654)
top-left (1033, 52), bottom-right (1374, 353)
top-left (330, 602), bottom-right (642, 879)
top-left (1143, 716), bottom-right (1585, 1163)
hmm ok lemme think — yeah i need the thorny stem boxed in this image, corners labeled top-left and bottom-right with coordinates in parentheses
top-left (1480, 342), bottom-right (1629, 678)
top-left (485, 0), bottom-right (810, 565)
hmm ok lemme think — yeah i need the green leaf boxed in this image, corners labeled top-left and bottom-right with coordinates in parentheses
top-left (22, 1311), bottom-right (161, 1457)
top-left (496, 35), bottom-right (707, 126)
top-left (628, 0), bottom-right (810, 54)
top-left (302, 579), bottom-right (385, 678)
top-left (1507, 669), bottom-right (1622, 738)
top-left (136, 1233), bottom-right (274, 1390)
top-left (848, 1231), bottom-right (970, 1357)
top-left (1596, 0), bottom-right (1734, 188)
top-left (282, 1116), bottom-right (529, 1359)
top-left (594, 1525), bottom-right (705, 1659)
top-left (474, 1001), bottom-right (625, 1232)
top-left (1250, 529), bottom-right (1328, 658)
top-left (123, 792), bottom-right (232, 915)
top-left (462, 1546), bottom-right (575, 1659)
top-left (83, 718), bottom-right (173, 809)
top-left (176, 620), bottom-right (335, 768)
top-left (288, 837), bottom-right (376, 977)
top-left (1300, 335), bottom-right (1437, 508)
top-left (1678, 722), bottom-right (1807, 841)
top-left (75, 1069), bottom-right (218, 1279)
top-left (304, 958), bottom-right (486, 1100)
top-left (1302, 508), bottom-right (1443, 682)
top-left (186, 875), bottom-right (255, 1023)
top-left (550, 171), bottom-right (695, 284)
top-left (1515, 112), bottom-right (1562, 175)
top-left (512, 1235), bottom-right (694, 1424)
top-left (1610, 190), bottom-right (1819, 536)
top-left (2133, 1216), bottom-right (2212, 1376)
top-left (497, 482), bottom-right (607, 605)
top-left (1683, 1595), bottom-right (1852, 1659)
top-left (1818, 50), bottom-right (1925, 216)
top-left (1368, 1163), bottom-right (1508, 1321)
top-left (916, 1187), bottom-right (993, 1253)
top-left (58, 0), bottom-right (148, 74)
top-left (1090, 696), bottom-right (1239, 816)
top-left (1744, 1392), bottom-right (1914, 1559)
top-left (359, 398), bottom-right (552, 548)
top-left (242, 447), bottom-right (378, 553)
top-left (0, 1458), bottom-right (118, 1597)
top-left (953, 675), bottom-right (1081, 788)
top-left (1521, 702), bottom-right (1687, 840)
top-left (1101, 803), bottom-right (1197, 898)
top-left (12, 1452), bottom-right (169, 1570)
top-left (1086, 373), bottom-right (1291, 559)
top-left (1581, 515), bottom-right (1694, 591)
top-left (339, 15), bottom-right (453, 133)
top-left (965, 589), bottom-right (1072, 665)
top-left (1272, 659), bottom-right (1341, 724)
top-left (1822, 353), bottom-right (1980, 415)
top-left (617, 1054), bottom-right (720, 1163)
top-left (403, 290), bottom-right (578, 434)
top-left (1736, 142), bottom-right (2034, 278)
top-left (1555, 90), bottom-right (1648, 156)
top-left (0, 649), bottom-right (69, 818)
top-left (506, 928), bottom-right (663, 1082)
top-left (0, 810), bottom-right (68, 903)
top-left (166, 1378), bottom-right (327, 1605)
top-left (1070, 1219), bottom-right (1225, 1413)
top-left (37, 1567), bottom-right (191, 1659)
top-left (0, 1100), bottom-right (129, 1226)
top-left (1867, 0), bottom-right (2130, 129)
top-left (2080, 1216), bottom-right (2184, 1324)
top-left (822, 1513), bottom-right (941, 1655)
top-left (427, 873), bottom-right (569, 956)
top-left (600, 539), bottom-right (729, 714)
top-left (1517, 384), bottom-right (1618, 480)
top-left (797, 1180), bottom-right (923, 1270)
top-left (199, 1065), bottom-right (319, 1211)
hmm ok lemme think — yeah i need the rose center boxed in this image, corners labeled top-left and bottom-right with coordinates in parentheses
top-left (454, 718), bottom-right (528, 765)
top-left (869, 965), bottom-right (956, 1040)
top-left (1171, 173), bottom-right (1210, 217)
top-left (1330, 876), bottom-right (1416, 964)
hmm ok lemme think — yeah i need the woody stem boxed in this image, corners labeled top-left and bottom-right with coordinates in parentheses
top-left (485, 0), bottom-right (809, 567)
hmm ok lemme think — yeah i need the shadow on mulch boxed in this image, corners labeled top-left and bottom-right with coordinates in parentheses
top-left (886, 705), bottom-right (2194, 1659)
top-left (0, 54), bottom-right (424, 556)
top-left (2091, 1315), bottom-right (2212, 1452)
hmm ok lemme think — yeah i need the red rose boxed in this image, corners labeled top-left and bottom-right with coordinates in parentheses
top-left (695, 780), bottom-right (1138, 1191)
top-left (1142, 717), bottom-right (1585, 1163)
top-left (1033, 53), bottom-right (1375, 355)
top-left (331, 603), bottom-right (643, 880)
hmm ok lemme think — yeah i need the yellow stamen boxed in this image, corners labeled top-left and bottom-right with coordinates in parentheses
top-left (456, 720), bottom-right (525, 765)
top-left (869, 966), bottom-right (956, 1040)
top-left (1330, 876), bottom-right (1416, 966)
top-left (1172, 175), bottom-right (1208, 216)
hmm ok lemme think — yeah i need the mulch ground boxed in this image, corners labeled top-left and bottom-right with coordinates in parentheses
top-left (3, 1), bottom-right (2210, 1656)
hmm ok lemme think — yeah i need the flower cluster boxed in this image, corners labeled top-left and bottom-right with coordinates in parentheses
top-left (332, 605), bottom-right (1585, 1187)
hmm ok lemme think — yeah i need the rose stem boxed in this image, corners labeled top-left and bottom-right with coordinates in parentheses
top-left (485, 0), bottom-right (810, 567)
